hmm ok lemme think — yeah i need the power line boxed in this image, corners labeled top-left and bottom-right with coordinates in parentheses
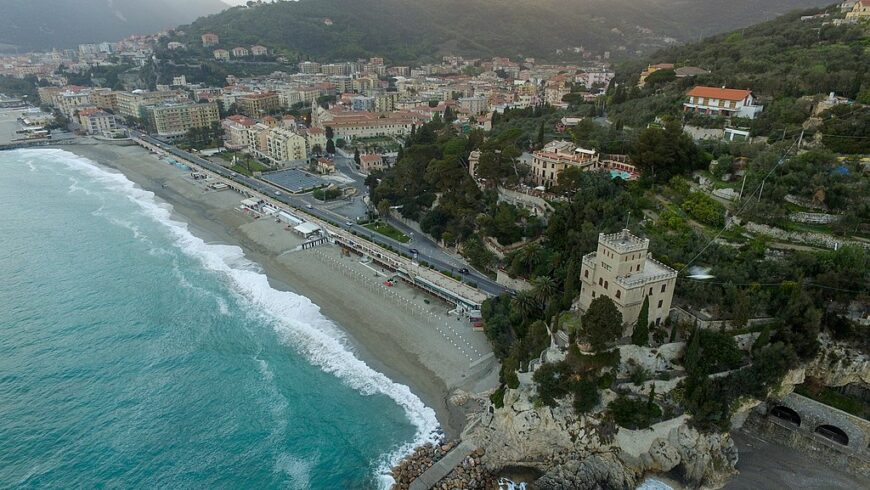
top-left (679, 132), bottom-right (802, 273)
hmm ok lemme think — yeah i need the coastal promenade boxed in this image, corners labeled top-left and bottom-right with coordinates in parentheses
top-left (130, 133), bottom-right (496, 311)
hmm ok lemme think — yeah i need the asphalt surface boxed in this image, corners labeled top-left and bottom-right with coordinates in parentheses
top-left (134, 132), bottom-right (509, 298)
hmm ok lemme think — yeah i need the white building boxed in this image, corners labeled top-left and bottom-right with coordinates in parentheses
top-left (683, 86), bottom-right (763, 119)
top-left (575, 230), bottom-right (678, 333)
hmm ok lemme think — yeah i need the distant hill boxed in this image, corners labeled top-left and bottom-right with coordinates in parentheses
top-left (172, 0), bottom-right (832, 62)
top-left (0, 0), bottom-right (229, 51)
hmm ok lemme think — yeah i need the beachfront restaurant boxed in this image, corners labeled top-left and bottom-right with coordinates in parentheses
top-left (293, 222), bottom-right (322, 239)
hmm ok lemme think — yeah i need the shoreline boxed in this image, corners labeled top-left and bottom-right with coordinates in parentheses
top-left (43, 141), bottom-right (499, 439)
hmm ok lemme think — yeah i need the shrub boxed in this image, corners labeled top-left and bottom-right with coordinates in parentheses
top-left (608, 395), bottom-right (662, 429)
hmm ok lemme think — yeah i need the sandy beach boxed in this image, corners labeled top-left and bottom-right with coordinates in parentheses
top-left (47, 140), bottom-right (499, 438)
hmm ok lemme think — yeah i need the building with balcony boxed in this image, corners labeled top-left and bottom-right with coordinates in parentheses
top-left (145, 101), bottom-right (220, 138)
top-left (575, 229), bottom-right (677, 333)
top-left (683, 86), bottom-right (763, 119)
top-left (530, 140), bottom-right (599, 188)
top-left (266, 127), bottom-right (308, 163)
top-left (237, 92), bottom-right (280, 117)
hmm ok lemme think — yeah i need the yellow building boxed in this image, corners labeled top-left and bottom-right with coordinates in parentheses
top-left (530, 141), bottom-right (599, 188)
top-left (575, 230), bottom-right (677, 334)
top-left (146, 101), bottom-right (220, 138)
top-left (237, 92), bottom-right (280, 117)
top-left (846, 0), bottom-right (870, 18)
top-left (266, 127), bottom-right (308, 163)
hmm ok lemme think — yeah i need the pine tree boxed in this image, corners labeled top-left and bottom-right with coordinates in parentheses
top-left (684, 326), bottom-right (701, 374)
top-left (353, 148), bottom-right (360, 166)
top-left (537, 121), bottom-right (545, 149)
top-left (632, 297), bottom-right (650, 346)
top-left (326, 139), bottom-right (335, 154)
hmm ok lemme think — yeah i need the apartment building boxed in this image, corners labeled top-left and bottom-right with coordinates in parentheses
top-left (237, 92), bottom-right (280, 117)
top-left (78, 108), bottom-right (120, 135)
top-left (575, 229), bottom-right (677, 333)
top-left (116, 90), bottom-right (180, 119)
top-left (459, 95), bottom-right (489, 115)
top-left (266, 127), bottom-right (308, 162)
top-left (531, 140), bottom-right (598, 188)
top-left (221, 114), bottom-right (257, 149)
top-left (146, 101), bottom-right (220, 138)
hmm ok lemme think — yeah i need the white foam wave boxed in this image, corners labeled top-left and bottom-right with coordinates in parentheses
top-left (273, 453), bottom-right (314, 490)
top-left (36, 148), bottom-right (440, 488)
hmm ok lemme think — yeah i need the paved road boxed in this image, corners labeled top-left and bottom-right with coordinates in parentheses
top-left (134, 132), bottom-right (509, 298)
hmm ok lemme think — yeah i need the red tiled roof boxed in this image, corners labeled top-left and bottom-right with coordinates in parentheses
top-left (686, 86), bottom-right (752, 101)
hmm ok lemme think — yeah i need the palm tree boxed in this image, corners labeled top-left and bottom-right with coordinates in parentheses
top-left (517, 243), bottom-right (541, 277)
top-left (511, 290), bottom-right (539, 323)
top-left (531, 275), bottom-right (557, 311)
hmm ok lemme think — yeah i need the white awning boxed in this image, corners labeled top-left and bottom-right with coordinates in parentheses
top-left (294, 222), bottom-right (321, 235)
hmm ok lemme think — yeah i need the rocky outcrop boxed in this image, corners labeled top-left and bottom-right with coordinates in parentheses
top-left (462, 383), bottom-right (738, 489)
top-left (804, 336), bottom-right (870, 387)
top-left (391, 441), bottom-right (457, 489)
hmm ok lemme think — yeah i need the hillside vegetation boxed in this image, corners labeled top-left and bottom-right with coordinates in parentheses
top-left (172, 0), bottom-right (830, 63)
top-left (607, 7), bottom-right (870, 130)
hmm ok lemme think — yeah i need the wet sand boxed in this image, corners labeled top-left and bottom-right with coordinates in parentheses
top-left (52, 141), bottom-right (499, 438)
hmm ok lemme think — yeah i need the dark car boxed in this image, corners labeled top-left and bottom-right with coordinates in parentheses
top-left (409, 248), bottom-right (419, 255)
top-left (458, 268), bottom-right (469, 274)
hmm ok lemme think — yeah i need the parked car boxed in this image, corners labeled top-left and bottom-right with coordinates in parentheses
top-left (458, 268), bottom-right (469, 274)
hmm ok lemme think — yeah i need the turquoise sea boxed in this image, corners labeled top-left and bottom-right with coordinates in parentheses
top-left (0, 149), bottom-right (438, 488)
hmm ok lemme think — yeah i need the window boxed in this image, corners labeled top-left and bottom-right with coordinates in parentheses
top-left (604, 281), bottom-right (608, 289)
top-left (637, 264), bottom-right (641, 271)
top-left (657, 300), bottom-right (663, 308)
top-left (584, 270), bottom-right (588, 278)
top-left (615, 290), bottom-right (621, 299)
top-left (599, 278), bottom-right (603, 286)
top-left (661, 284), bottom-right (666, 293)
top-left (592, 291), bottom-right (596, 298)
top-left (649, 287), bottom-right (653, 296)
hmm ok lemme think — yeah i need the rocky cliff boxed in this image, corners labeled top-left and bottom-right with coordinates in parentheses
top-left (462, 384), bottom-right (738, 489)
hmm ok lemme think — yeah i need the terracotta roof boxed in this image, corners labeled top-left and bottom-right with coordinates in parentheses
top-left (686, 86), bottom-right (752, 101)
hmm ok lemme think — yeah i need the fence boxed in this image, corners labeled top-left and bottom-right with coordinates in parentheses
top-left (311, 248), bottom-right (485, 363)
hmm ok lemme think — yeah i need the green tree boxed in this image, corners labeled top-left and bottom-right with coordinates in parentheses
top-left (631, 119), bottom-right (703, 181)
top-left (326, 138), bottom-right (336, 154)
top-left (353, 147), bottom-right (361, 166)
top-left (632, 297), bottom-right (650, 347)
top-left (536, 121), bottom-right (545, 149)
top-left (325, 126), bottom-right (334, 139)
top-left (581, 296), bottom-right (624, 351)
top-left (684, 326), bottom-right (701, 374)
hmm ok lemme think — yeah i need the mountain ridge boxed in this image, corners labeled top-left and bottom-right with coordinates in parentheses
top-left (171, 0), bottom-right (833, 62)
top-left (0, 0), bottom-right (229, 51)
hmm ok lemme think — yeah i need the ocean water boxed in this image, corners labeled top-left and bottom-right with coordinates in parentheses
top-left (0, 149), bottom-right (438, 488)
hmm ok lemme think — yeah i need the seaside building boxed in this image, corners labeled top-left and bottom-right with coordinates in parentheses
top-left (116, 90), bottom-right (181, 119)
top-left (530, 140), bottom-right (599, 188)
top-left (145, 101), bottom-right (220, 138)
top-left (574, 229), bottom-right (678, 333)
top-left (266, 127), bottom-right (308, 163)
top-left (78, 107), bottom-right (120, 135)
top-left (222, 114), bottom-right (257, 150)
